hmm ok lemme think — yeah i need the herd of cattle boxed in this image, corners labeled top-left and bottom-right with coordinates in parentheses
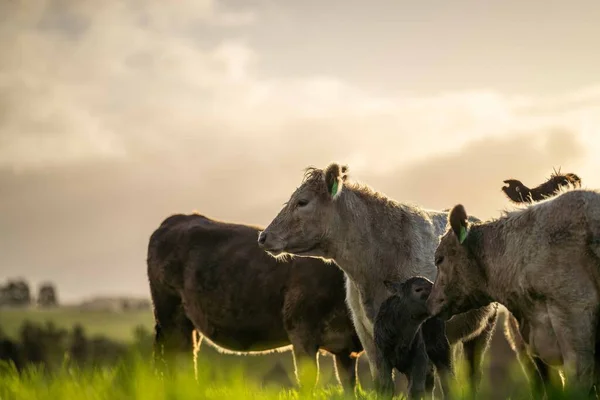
top-left (148, 163), bottom-right (598, 399)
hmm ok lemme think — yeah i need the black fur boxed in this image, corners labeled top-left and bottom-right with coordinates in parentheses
top-left (502, 169), bottom-right (582, 204)
top-left (374, 277), bottom-right (453, 399)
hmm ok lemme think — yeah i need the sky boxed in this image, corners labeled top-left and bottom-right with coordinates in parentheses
top-left (1, 0), bottom-right (600, 302)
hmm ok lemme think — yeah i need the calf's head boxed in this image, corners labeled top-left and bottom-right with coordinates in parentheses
top-left (384, 276), bottom-right (433, 321)
top-left (501, 179), bottom-right (528, 203)
top-left (426, 204), bottom-right (486, 319)
top-left (258, 163), bottom-right (348, 258)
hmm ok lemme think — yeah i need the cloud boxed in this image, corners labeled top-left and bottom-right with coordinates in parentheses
top-left (0, 0), bottom-right (258, 170)
top-left (2, 0), bottom-right (600, 301)
top-left (2, 0), bottom-right (600, 175)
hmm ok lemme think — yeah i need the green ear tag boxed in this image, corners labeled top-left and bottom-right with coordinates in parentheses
top-left (459, 225), bottom-right (468, 244)
top-left (330, 180), bottom-right (339, 197)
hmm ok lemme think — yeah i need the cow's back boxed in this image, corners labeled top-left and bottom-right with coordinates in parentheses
top-left (503, 190), bottom-right (599, 265)
top-left (147, 213), bottom-right (209, 288)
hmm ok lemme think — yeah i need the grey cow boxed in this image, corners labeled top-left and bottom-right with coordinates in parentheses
top-left (427, 188), bottom-right (600, 397)
top-left (258, 163), bottom-right (512, 396)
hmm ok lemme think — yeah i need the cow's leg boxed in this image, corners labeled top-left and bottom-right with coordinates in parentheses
top-left (333, 351), bottom-right (358, 393)
top-left (505, 313), bottom-right (566, 398)
top-left (462, 312), bottom-right (497, 395)
top-left (428, 337), bottom-right (453, 399)
top-left (534, 357), bottom-right (568, 396)
top-left (504, 314), bottom-right (549, 398)
top-left (149, 283), bottom-right (194, 377)
top-left (527, 356), bottom-right (555, 398)
top-left (549, 306), bottom-right (596, 396)
top-left (406, 347), bottom-right (430, 400)
top-left (192, 329), bottom-right (204, 382)
top-left (288, 331), bottom-right (320, 390)
top-left (358, 319), bottom-right (393, 396)
top-left (371, 343), bottom-right (394, 400)
top-left (345, 280), bottom-right (393, 395)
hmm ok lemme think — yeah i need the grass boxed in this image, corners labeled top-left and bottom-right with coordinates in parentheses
top-left (0, 355), bottom-right (362, 400)
top-left (0, 307), bottom-right (596, 399)
top-left (0, 355), bottom-right (594, 400)
top-left (0, 307), bottom-right (154, 343)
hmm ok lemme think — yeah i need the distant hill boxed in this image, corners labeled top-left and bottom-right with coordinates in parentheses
top-left (77, 296), bottom-right (151, 312)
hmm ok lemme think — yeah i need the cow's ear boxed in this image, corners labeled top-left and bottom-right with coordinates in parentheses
top-left (449, 204), bottom-right (469, 244)
top-left (383, 280), bottom-right (402, 295)
top-left (324, 163), bottom-right (348, 199)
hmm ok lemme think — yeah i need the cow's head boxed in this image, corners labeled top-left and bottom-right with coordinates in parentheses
top-left (501, 179), bottom-right (529, 204)
top-left (384, 276), bottom-right (433, 320)
top-left (258, 163), bottom-right (348, 259)
top-left (426, 204), bottom-right (487, 318)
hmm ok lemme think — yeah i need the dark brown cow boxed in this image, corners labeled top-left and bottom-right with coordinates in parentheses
top-left (147, 213), bottom-right (363, 391)
top-left (501, 168), bottom-right (581, 204)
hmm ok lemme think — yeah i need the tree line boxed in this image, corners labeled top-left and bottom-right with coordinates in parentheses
top-left (0, 278), bottom-right (58, 308)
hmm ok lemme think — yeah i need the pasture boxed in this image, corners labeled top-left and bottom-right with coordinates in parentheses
top-left (0, 305), bottom-right (564, 399)
top-left (0, 306), bottom-right (350, 393)
top-left (0, 173), bottom-right (590, 399)
top-left (0, 307), bottom-right (153, 343)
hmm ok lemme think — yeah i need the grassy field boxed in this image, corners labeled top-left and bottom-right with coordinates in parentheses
top-left (0, 307), bottom-right (154, 343)
top-left (0, 354), bottom-right (588, 400)
top-left (0, 307), bottom-right (591, 399)
top-left (0, 354), bottom-right (367, 400)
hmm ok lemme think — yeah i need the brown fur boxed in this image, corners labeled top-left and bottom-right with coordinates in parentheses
top-left (449, 204), bottom-right (468, 239)
top-left (502, 169), bottom-right (582, 204)
top-left (428, 189), bottom-right (600, 395)
top-left (147, 213), bottom-right (363, 390)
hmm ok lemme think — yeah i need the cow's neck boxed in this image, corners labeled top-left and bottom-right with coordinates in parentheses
top-left (469, 223), bottom-right (523, 314)
top-left (331, 187), bottom-right (414, 287)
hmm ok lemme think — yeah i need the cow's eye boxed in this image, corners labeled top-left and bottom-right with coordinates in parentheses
top-left (297, 199), bottom-right (309, 207)
top-left (435, 256), bottom-right (444, 265)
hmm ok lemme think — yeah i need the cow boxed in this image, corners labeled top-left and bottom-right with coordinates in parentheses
top-left (501, 169), bottom-right (585, 396)
top-left (427, 188), bottom-right (600, 397)
top-left (501, 168), bottom-right (581, 205)
top-left (147, 213), bottom-right (363, 391)
top-left (257, 163), bottom-right (511, 396)
top-left (374, 276), bottom-right (453, 399)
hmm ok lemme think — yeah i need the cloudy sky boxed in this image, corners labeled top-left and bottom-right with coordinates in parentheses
top-left (1, 0), bottom-right (600, 302)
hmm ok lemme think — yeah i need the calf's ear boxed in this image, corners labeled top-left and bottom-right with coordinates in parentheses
top-left (324, 163), bottom-right (349, 199)
top-left (449, 204), bottom-right (469, 244)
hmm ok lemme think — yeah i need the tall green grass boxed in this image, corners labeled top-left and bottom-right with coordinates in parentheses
top-left (0, 308), bottom-right (595, 399)
top-left (0, 354), bottom-right (593, 400)
top-left (0, 354), bottom-right (357, 400)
